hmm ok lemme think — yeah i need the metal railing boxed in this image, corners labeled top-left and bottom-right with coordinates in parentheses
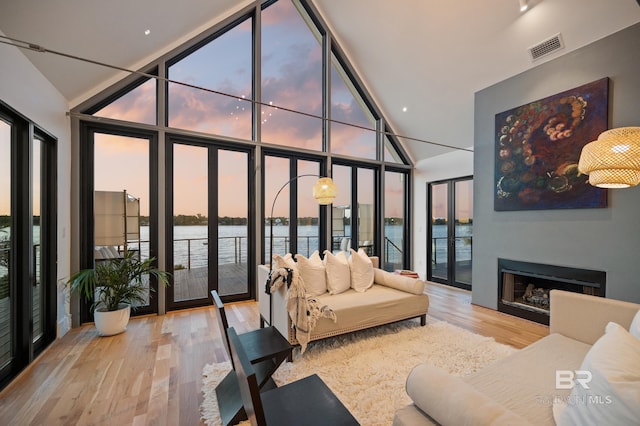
top-left (431, 236), bottom-right (473, 265)
top-left (384, 237), bottom-right (403, 269)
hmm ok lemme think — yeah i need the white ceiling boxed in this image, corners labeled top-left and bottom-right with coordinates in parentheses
top-left (1, 0), bottom-right (639, 161)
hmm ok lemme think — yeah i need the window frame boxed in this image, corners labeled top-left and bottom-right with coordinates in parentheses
top-left (78, 122), bottom-right (160, 322)
top-left (0, 101), bottom-right (57, 391)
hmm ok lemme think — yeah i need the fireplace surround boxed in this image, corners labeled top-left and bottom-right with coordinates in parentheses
top-left (498, 258), bottom-right (606, 325)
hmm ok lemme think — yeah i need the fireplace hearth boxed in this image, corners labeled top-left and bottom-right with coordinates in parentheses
top-left (498, 259), bottom-right (606, 325)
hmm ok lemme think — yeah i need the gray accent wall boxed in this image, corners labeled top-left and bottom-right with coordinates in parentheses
top-left (473, 23), bottom-right (640, 309)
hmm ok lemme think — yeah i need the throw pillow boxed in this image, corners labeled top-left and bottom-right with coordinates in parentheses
top-left (630, 310), bottom-right (640, 339)
top-left (373, 268), bottom-right (425, 295)
top-left (554, 321), bottom-right (640, 426)
top-left (296, 251), bottom-right (327, 297)
top-left (272, 253), bottom-right (297, 272)
top-left (323, 250), bottom-right (351, 295)
top-left (348, 248), bottom-right (374, 292)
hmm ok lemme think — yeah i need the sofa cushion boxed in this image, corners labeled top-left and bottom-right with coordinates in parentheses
top-left (296, 251), bottom-right (327, 297)
top-left (323, 250), bottom-right (351, 295)
top-left (349, 248), bottom-right (374, 293)
top-left (312, 285), bottom-right (428, 337)
top-left (464, 333), bottom-right (590, 425)
top-left (554, 322), bottom-right (640, 426)
top-left (374, 268), bottom-right (425, 295)
top-left (405, 363), bottom-right (533, 425)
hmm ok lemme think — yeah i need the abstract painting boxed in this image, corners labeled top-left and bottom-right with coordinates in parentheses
top-left (494, 78), bottom-right (609, 211)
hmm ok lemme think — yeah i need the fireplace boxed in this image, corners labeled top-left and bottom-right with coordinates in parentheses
top-left (498, 259), bottom-right (606, 325)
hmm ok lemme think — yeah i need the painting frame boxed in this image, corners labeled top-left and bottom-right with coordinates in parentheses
top-left (494, 78), bottom-right (609, 211)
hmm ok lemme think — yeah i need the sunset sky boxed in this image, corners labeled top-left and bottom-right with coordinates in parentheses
top-left (88, 0), bottom-right (402, 220)
top-left (1, 1), bottom-right (405, 220)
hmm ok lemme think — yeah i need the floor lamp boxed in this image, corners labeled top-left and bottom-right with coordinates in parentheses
top-left (266, 174), bottom-right (337, 325)
top-left (268, 174), bottom-right (337, 273)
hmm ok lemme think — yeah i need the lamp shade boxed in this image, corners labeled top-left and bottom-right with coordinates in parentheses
top-left (312, 177), bottom-right (338, 205)
top-left (578, 127), bottom-right (640, 188)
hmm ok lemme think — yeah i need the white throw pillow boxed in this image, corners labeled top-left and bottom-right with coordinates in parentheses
top-left (554, 321), bottom-right (640, 426)
top-left (323, 250), bottom-right (351, 295)
top-left (272, 253), bottom-right (297, 272)
top-left (630, 310), bottom-right (640, 339)
top-left (348, 248), bottom-right (374, 292)
top-left (296, 251), bottom-right (327, 297)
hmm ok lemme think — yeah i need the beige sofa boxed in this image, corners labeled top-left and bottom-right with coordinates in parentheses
top-left (393, 290), bottom-right (640, 425)
top-left (258, 256), bottom-right (429, 346)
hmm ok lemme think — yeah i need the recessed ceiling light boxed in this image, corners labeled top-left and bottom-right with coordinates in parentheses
top-left (402, 107), bottom-right (408, 112)
top-left (144, 29), bottom-right (151, 36)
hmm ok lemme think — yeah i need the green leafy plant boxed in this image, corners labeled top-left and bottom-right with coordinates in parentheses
top-left (68, 251), bottom-right (170, 312)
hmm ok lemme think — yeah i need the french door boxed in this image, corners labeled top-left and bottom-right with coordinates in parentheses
top-left (167, 137), bottom-right (254, 309)
top-left (427, 177), bottom-right (473, 290)
top-left (0, 106), bottom-right (57, 391)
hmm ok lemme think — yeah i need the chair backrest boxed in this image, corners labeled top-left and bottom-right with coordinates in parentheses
top-left (228, 327), bottom-right (267, 426)
top-left (210, 290), bottom-right (233, 367)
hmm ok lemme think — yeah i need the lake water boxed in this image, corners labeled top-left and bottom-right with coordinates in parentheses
top-left (138, 225), bottom-right (406, 269)
top-left (0, 224), bottom-right (414, 276)
top-left (431, 224), bottom-right (473, 264)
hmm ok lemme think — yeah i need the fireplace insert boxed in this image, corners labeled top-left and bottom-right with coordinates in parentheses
top-left (497, 258), bottom-right (606, 325)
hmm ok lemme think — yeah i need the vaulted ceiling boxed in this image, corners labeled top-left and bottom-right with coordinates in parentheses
top-left (1, 0), bottom-right (639, 161)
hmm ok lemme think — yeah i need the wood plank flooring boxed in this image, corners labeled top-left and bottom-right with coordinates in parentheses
top-left (0, 282), bottom-right (548, 425)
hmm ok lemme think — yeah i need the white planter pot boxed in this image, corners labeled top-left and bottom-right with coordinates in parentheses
top-left (94, 304), bottom-right (131, 336)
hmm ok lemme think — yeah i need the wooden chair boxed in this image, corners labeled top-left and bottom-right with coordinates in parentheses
top-left (211, 290), bottom-right (293, 425)
top-left (228, 326), bottom-right (359, 426)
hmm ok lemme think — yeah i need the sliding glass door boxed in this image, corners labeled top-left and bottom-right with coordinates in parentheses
top-left (428, 177), bottom-right (473, 290)
top-left (168, 138), bottom-right (253, 308)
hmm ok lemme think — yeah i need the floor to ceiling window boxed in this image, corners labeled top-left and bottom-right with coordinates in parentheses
top-left (0, 103), bottom-right (57, 391)
top-left (73, 0), bottom-right (413, 315)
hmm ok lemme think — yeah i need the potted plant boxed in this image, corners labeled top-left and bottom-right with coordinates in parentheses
top-left (68, 251), bottom-right (170, 336)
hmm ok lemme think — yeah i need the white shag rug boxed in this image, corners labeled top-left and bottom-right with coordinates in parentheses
top-left (201, 317), bottom-right (517, 426)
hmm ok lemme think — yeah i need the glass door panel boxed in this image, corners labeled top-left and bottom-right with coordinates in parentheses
top-left (454, 180), bottom-right (473, 286)
top-left (430, 183), bottom-right (449, 281)
top-left (172, 144), bottom-right (209, 302)
top-left (331, 165), bottom-right (351, 254)
top-left (0, 120), bottom-right (11, 370)
top-left (264, 156), bottom-right (290, 262)
top-left (218, 150), bottom-right (248, 297)
top-left (32, 138), bottom-right (43, 344)
top-left (94, 133), bottom-right (151, 309)
top-left (357, 168), bottom-right (374, 256)
top-left (297, 161), bottom-right (320, 257)
top-left (384, 171), bottom-right (405, 271)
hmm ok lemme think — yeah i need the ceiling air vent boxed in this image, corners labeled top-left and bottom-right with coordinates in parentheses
top-left (529, 33), bottom-right (564, 61)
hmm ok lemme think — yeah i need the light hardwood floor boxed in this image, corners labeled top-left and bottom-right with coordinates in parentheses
top-left (0, 282), bottom-right (549, 425)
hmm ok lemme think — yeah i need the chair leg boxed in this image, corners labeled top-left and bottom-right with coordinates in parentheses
top-left (420, 314), bottom-right (426, 326)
